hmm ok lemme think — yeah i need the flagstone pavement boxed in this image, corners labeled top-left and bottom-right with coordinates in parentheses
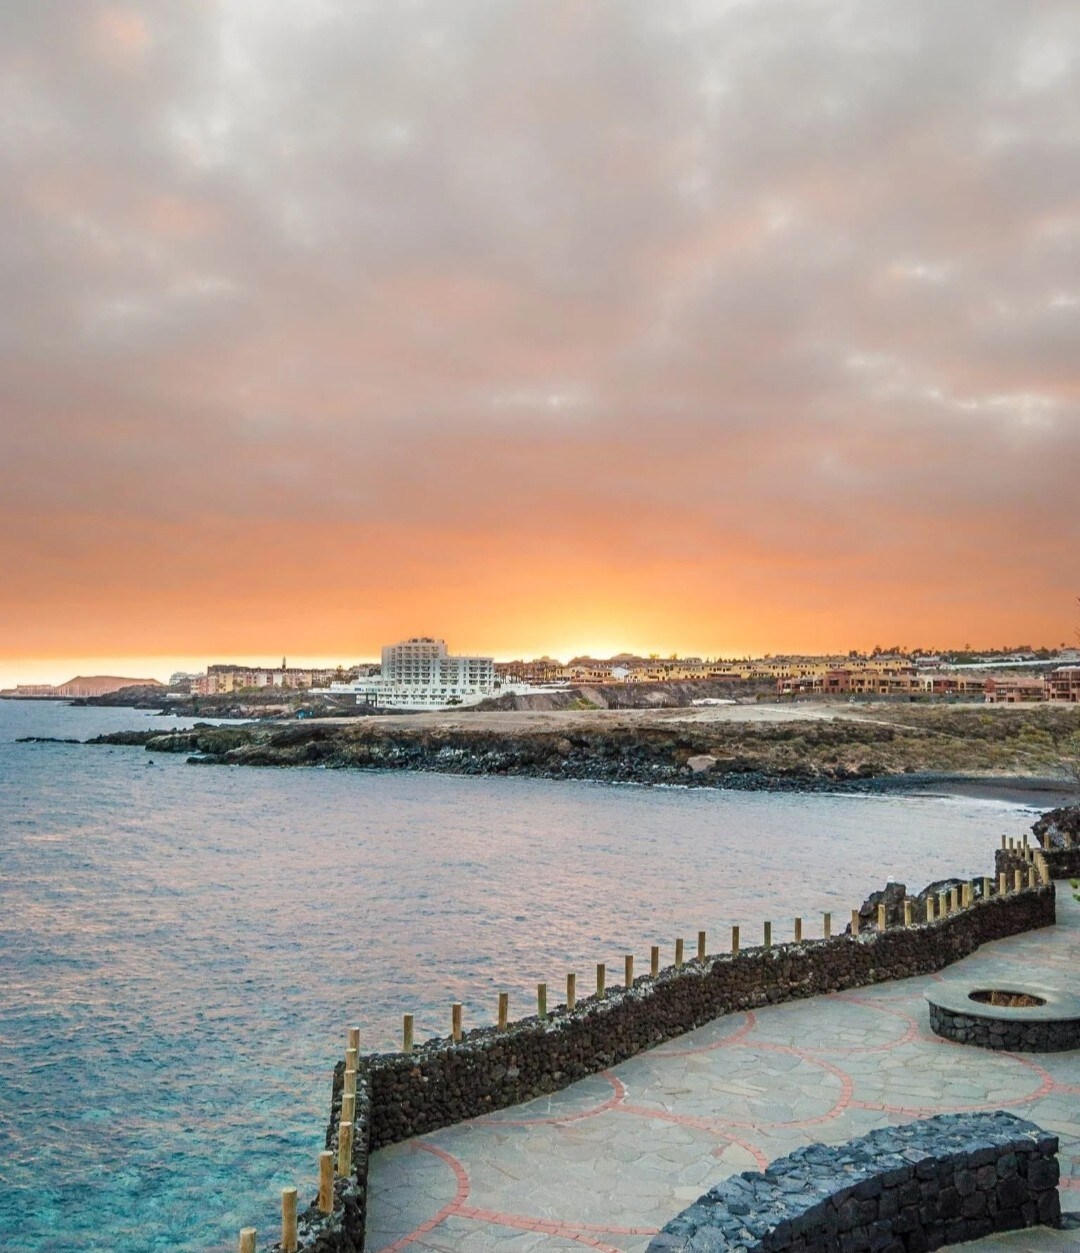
top-left (367, 891), bottom-right (1080, 1253)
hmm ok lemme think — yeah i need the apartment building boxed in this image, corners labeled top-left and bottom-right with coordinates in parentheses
top-left (191, 662), bottom-right (341, 696)
top-left (345, 638), bottom-right (497, 709)
top-left (1046, 667), bottom-right (1080, 703)
top-left (984, 677), bottom-right (1048, 703)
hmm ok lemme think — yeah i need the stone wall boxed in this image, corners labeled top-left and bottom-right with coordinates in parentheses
top-left (364, 886), bottom-right (1054, 1149)
top-left (996, 845), bottom-right (1080, 882)
top-left (273, 1065), bottom-right (372, 1253)
top-left (648, 1111), bottom-right (1061, 1252)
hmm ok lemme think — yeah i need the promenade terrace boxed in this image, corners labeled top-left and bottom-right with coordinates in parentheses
top-left (366, 894), bottom-right (1080, 1252)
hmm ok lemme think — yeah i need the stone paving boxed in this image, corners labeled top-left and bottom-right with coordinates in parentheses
top-left (366, 891), bottom-right (1080, 1252)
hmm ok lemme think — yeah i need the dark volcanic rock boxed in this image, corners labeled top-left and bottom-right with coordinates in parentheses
top-left (853, 881), bottom-right (909, 931)
top-left (1032, 805), bottom-right (1080, 850)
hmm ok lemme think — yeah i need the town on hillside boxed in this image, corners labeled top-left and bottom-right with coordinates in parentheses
top-left (5, 638), bottom-right (1079, 710)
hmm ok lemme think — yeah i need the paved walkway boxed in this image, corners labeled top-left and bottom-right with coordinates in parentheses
top-left (367, 892), bottom-right (1080, 1252)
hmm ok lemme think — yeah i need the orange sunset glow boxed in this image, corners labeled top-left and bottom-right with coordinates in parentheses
top-left (2, 2), bottom-right (1079, 686)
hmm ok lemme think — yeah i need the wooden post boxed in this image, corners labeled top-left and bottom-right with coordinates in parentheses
top-left (794, 917), bottom-right (802, 943)
top-left (926, 897), bottom-right (934, 922)
top-left (763, 920), bottom-right (772, 949)
top-left (337, 1117), bottom-right (353, 1177)
top-left (674, 938), bottom-right (684, 968)
top-left (596, 963), bottom-right (606, 998)
top-left (498, 992), bottom-right (509, 1029)
top-left (999, 871), bottom-right (1007, 895)
top-left (343, 1068), bottom-right (357, 1099)
top-left (877, 903), bottom-right (887, 931)
top-left (650, 945), bottom-right (660, 977)
top-left (823, 912), bottom-right (831, 939)
top-left (347, 1026), bottom-right (360, 1053)
top-left (344, 1048), bottom-right (358, 1075)
top-left (731, 924), bottom-right (740, 954)
top-left (402, 1014), bottom-right (413, 1054)
top-left (318, 1151), bottom-right (334, 1214)
top-left (962, 882), bottom-right (972, 908)
top-left (282, 1187), bottom-right (298, 1253)
top-left (850, 909), bottom-right (860, 935)
top-left (1027, 867), bottom-right (1037, 889)
top-left (452, 1002), bottom-right (462, 1041)
top-left (1035, 853), bottom-right (1050, 885)
top-left (624, 954), bottom-right (634, 988)
top-left (1001, 833), bottom-right (1007, 850)
top-left (239, 1229), bottom-right (256, 1253)
top-left (982, 876), bottom-right (991, 899)
top-left (341, 1092), bottom-right (355, 1124)
top-left (567, 972), bottom-right (576, 1010)
top-left (537, 983), bottom-right (547, 1018)
top-left (903, 900), bottom-right (913, 927)
top-left (1013, 868), bottom-right (1022, 893)
top-left (697, 930), bottom-right (707, 961)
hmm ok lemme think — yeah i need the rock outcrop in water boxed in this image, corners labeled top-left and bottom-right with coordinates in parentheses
top-left (82, 709), bottom-right (1080, 792)
top-left (1032, 804), bottom-right (1080, 849)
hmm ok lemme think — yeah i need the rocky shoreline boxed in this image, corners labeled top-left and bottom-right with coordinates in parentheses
top-left (79, 708), bottom-right (1080, 796)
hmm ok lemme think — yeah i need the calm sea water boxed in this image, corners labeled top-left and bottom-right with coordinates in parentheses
top-left (0, 701), bottom-right (1042, 1252)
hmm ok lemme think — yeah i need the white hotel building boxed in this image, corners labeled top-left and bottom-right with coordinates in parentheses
top-left (333, 637), bottom-right (499, 709)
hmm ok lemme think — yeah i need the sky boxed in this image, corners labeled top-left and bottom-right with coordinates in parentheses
top-left (2, 0), bottom-right (1079, 683)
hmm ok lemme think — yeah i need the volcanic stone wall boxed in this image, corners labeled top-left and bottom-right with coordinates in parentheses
top-left (365, 886), bottom-right (1054, 1149)
top-left (996, 845), bottom-right (1080, 883)
top-left (647, 1111), bottom-right (1061, 1252)
top-left (276, 1066), bottom-right (371, 1253)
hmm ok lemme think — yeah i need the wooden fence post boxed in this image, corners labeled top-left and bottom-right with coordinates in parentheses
top-left (537, 983), bottom-right (547, 1018)
top-left (567, 972), bottom-right (577, 1010)
top-left (903, 900), bottom-right (913, 927)
top-left (498, 992), bottom-right (509, 1029)
top-left (763, 921), bottom-right (772, 949)
top-left (851, 909), bottom-right (860, 935)
top-left (650, 945), bottom-right (660, 977)
top-left (318, 1151), bottom-right (333, 1214)
top-left (675, 938), bottom-right (684, 968)
top-left (624, 955), bottom-right (634, 988)
top-left (337, 1117), bottom-right (353, 1177)
top-left (823, 912), bottom-right (831, 939)
top-left (697, 930), bottom-right (707, 961)
top-left (877, 904), bottom-right (887, 931)
top-left (596, 963), bottom-right (606, 998)
top-left (731, 925), bottom-right (740, 954)
top-left (282, 1187), bottom-right (298, 1253)
top-left (239, 1229), bottom-right (256, 1253)
top-left (794, 917), bottom-right (802, 943)
top-left (402, 1014), bottom-right (413, 1054)
top-left (452, 1003), bottom-right (462, 1041)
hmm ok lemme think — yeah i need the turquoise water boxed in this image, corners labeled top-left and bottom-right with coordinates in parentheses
top-left (0, 701), bottom-right (1041, 1251)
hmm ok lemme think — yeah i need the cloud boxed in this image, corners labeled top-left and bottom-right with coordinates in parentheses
top-left (1, 0), bottom-right (1078, 659)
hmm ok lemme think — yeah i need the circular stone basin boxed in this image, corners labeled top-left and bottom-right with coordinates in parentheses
top-left (926, 981), bottom-right (1080, 1052)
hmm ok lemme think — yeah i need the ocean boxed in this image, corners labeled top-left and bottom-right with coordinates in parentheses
top-left (0, 700), bottom-right (1042, 1251)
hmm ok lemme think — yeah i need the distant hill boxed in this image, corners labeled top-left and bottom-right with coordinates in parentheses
top-left (53, 676), bottom-right (164, 698)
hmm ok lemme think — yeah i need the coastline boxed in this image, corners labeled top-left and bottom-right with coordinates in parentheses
top-left (73, 703), bottom-right (1080, 802)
